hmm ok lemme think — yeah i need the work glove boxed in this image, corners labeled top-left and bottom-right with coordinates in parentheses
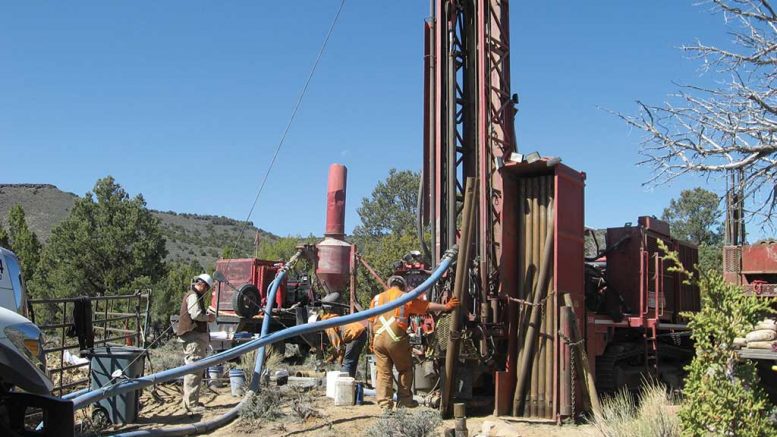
top-left (444, 297), bottom-right (461, 312)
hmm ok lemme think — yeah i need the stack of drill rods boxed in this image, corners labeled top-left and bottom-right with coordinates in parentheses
top-left (513, 175), bottom-right (556, 418)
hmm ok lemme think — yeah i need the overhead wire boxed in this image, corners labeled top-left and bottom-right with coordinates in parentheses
top-left (65, 0), bottom-right (349, 408)
top-left (225, 0), bottom-right (348, 259)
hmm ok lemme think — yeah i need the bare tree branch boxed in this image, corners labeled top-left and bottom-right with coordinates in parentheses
top-left (616, 1), bottom-right (777, 224)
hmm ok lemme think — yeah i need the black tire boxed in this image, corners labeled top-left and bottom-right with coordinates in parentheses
top-left (232, 284), bottom-right (261, 318)
top-left (91, 406), bottom-right (111, 430)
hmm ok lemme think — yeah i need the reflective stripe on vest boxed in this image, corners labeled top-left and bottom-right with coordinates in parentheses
top-left (375, 316), bottom-right (401, 342)
top-left (372, 289), bottom-right (409, 336)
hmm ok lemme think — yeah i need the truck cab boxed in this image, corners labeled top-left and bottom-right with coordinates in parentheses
top-left (0, 247), bottom-right (29, 317)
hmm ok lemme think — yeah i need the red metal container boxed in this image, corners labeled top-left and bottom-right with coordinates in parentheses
top-left (724, 242), bottom-right (777, 297)
top-left (604, 218), bottom-right (699, 324)
top-left (210, 258), bottom-right (285, 315)
top-left (315, 238), bottom-right (351, 292)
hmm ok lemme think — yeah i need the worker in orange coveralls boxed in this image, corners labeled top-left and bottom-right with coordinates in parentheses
top-left (319, 313), bottom-right (368, 378)
top-left (370, 275), bottom-right (460, 410)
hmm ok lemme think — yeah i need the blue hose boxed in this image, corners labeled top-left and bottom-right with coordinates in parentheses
top-left (249, 248), bottom-right (301, 391)
top-left (72, 248), bottom-right (456, 429)
top-left (108, 249), bottom-right (456, 437)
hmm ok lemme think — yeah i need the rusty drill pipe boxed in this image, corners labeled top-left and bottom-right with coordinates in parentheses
top-left (512, 202), bottom-right (555, 416)
top-left (530, 177), bottom-right (541, 417)
top-left (537, 178), bottom-right (547, 419)
top-left (563, 292), bottom-right (603, 418)
top-left (441, 177), bottom-right (478, 418)
top-left (544, 177), bottom-right (555, 419)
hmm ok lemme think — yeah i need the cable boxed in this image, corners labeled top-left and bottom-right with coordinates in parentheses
top-left (225, 0), bottom-right (348, 259)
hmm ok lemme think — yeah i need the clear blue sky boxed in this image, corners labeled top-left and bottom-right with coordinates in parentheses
top-left (0, 1), bottom-right (741, 237)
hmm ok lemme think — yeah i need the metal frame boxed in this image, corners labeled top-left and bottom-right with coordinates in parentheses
top-left (27, 292), bottom-right (150, 397)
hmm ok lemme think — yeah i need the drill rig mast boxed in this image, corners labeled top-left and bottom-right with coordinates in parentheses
top-left (423, 0), bottom-right (515, 332)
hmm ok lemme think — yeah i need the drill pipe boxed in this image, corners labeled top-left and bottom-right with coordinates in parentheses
top-left (537, 178), bottom-right (547, 419)
top-left (441, 177), bottom-right (477, 418)
top-left (512, 202), bottom-right (555, 416)
top-left (544, 176), bottom-right (555, 419)
top-left (529, 178), bottom-right (540, 417)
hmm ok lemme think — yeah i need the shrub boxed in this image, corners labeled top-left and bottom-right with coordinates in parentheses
top-left (660, 241), bottom-right (777, 436)
top-left (364, 408), bottom-right (441, 437)
top-left (592, 379), bottom-right (680, 437)
top-left (239, 389), bottom-right (284, 424)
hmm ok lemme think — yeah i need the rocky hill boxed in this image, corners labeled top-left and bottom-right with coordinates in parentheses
top-left (0, 184), bottom-right (277, 267)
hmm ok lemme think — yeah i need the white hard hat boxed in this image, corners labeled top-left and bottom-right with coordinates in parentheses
top-left (194, 273), bottom-right (214, 288)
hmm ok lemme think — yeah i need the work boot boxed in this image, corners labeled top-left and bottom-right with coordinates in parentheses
top-left (397, 399), bottom-right (419, 409)
top-left (379, 401), bottom-right (394, 414)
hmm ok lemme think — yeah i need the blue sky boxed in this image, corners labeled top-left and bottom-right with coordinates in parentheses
top-left (0, 1), bottom-right (743, 237)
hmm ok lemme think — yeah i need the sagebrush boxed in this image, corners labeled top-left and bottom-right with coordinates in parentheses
top-left (364, 408), bottom-right (441, 437)
top-left (239, 389), bottom-right (285, 424)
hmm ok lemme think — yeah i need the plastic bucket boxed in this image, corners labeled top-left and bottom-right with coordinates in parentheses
top-left (334, 376), bottom-right (355, 406)
top-left (229, 369), bottom-right (246, 397)
top-left (326, 371), bottom-right (348, 399)
top-left (208, 365), bottom-right (224, 388)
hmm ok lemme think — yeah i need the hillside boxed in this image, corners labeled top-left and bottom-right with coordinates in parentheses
top-left (0, 184), bottom-right (278, 268)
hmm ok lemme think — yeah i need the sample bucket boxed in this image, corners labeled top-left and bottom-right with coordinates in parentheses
top-left (334, 376), bottom-right (356, 406)
top-left (208, 365), bottom-right (224, 388)
top-left (229, 369), bottom-right (246, 397)
top-left (326, 371), bottom-right (349, 399)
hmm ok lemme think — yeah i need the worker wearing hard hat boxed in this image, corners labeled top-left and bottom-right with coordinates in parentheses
top-left (317, 312), bottom-right (368, 378)
top-left (175, 273), bottom-right (216, 414)
top-left (370, 275), bottom-right (460, 410)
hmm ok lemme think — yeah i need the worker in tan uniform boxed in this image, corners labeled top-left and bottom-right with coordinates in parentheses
top-left (175, 273), bottom-right (215, 414)
top-left (319, 313), bottom-right (368, 378)
top-left (370, 275), bottom-right (460, 410)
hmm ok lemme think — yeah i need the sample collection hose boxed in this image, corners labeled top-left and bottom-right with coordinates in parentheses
top-left (250, 248), bottom-right (303, 390)
top-left (74, 247), bottom-right (457, 436)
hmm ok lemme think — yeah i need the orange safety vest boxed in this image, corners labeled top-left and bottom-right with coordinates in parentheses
top-left (370, 287), bottom-right (430, 340)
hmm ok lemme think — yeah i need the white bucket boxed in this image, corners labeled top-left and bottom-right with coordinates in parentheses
top-left (229, 369), bottom-right (246, 397)
top-left (367, 355), bottom-right (377, 388)
top-left (334, 376), bottom-right (356, 406)
top-left (326, 371), bottom-right (349, 399)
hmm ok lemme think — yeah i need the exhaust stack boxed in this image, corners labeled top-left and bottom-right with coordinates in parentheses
top-left (316, 164), bottom-right (351, 292)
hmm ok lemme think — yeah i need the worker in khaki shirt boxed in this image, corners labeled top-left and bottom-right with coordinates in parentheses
top-left (175, 273), bottom-right (215, 414)
top-left (320, 313), bottom-right (368, 378)
top-left (370, 275), bottom-right (460, 410)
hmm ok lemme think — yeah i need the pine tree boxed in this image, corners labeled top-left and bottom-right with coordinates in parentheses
top-left (0, 223), bottom-right (9, 249)
top-left (33, 177), bottom-right (168, 298)
top-left (7, 205), bottom-right (42, 281)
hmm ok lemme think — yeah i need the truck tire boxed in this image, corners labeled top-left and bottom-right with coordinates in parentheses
top-left (232, 284), bottom-right (261, 318)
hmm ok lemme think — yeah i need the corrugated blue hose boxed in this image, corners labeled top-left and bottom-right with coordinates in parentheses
top-left (71, 247), bottom-right (456, 436)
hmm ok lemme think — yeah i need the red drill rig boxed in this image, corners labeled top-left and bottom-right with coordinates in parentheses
top-left (413, 0), bottom-right (699, 421)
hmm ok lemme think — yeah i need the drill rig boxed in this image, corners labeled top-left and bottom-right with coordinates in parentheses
top-left (417, 1), bottom-right (698, 421)
top-left (419, 0), bottom-right (586, 419)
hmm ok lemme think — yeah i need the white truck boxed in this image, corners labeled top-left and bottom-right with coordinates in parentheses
top-left (0, 248), bottom-right (70, 435)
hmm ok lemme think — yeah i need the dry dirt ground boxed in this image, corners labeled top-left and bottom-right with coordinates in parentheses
top-left (100, 381), bottom-right (598, 437)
